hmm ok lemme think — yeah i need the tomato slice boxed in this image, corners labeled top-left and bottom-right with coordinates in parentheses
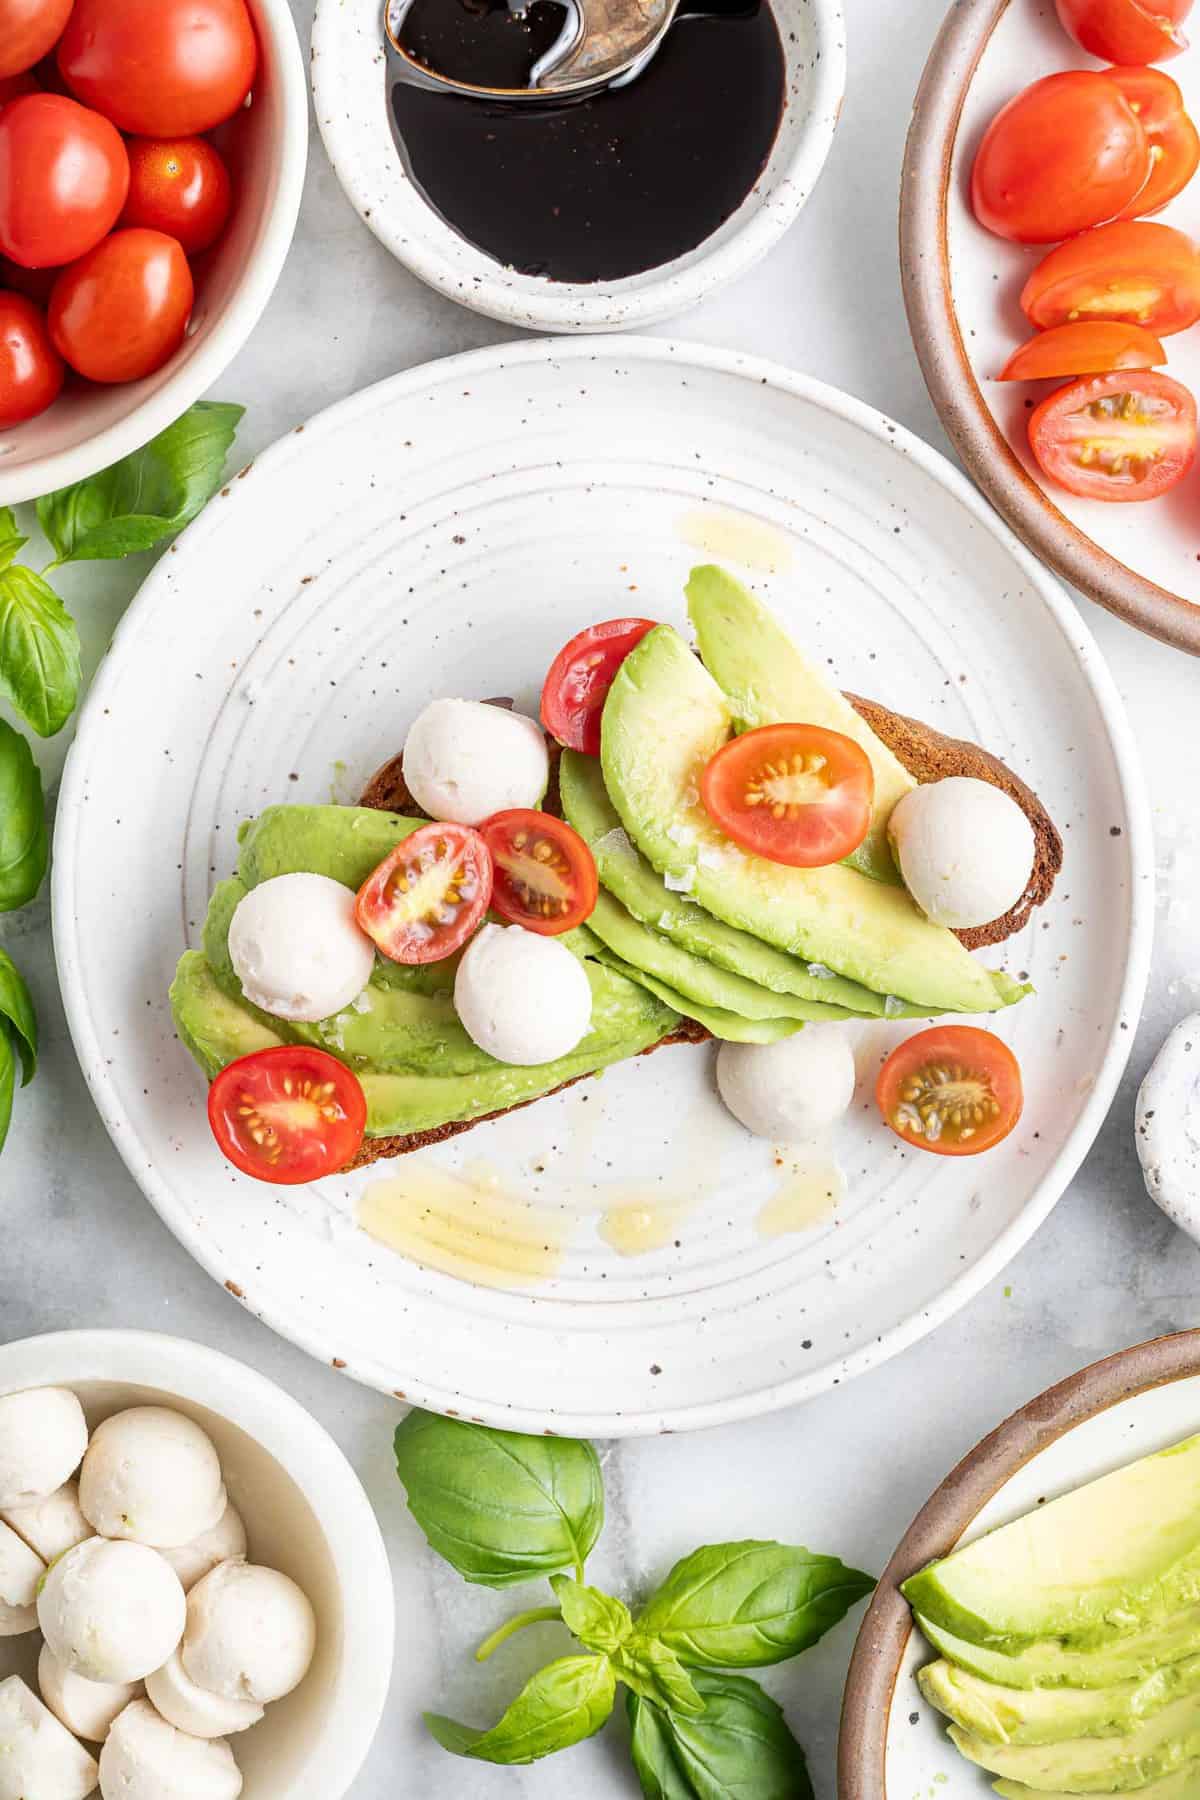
top-left (1110, 67), bottom-right (1200, 216)
top-left (700, 723), bottom-right (874, 868)
top-left (1056, 0), bottom-right (1191, 63)
top-left (1028, 369), bottom-right (1196, 500)
top-left (356, 822), bottom-right (492, 964)
top-left (997, 320), bottom-right (1165, 381)
top-left (480, 809), bottom-right (598, 935)
top-left (876, 1026), bottom-right (1023, 1158)
top-left (1021, 220), bottom-right (1200, 336)
top-left (208, 1046), bottom-right (367, 1184)
top-left (541, 618), bottom-right (656, 756)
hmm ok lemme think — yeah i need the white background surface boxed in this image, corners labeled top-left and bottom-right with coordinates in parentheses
top-left (2, 0), bottom-right (1199, 1792)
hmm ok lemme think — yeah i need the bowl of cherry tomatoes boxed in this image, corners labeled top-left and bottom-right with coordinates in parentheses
top-left (0, 0), bottom-right (307, 504)
top-left (902, 0), bottom-right (1200, 655)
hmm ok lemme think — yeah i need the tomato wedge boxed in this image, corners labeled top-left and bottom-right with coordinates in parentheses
top-left (1028, 369), bottom-right (1197, 500)
top-left (1021, 220), bottom-right (1200, 336)
top-left (998, 320), bottom-right (1165, 381)
top-left (1056, 0), bottom-right (1191, 63)
top-left (356, 823), bottom-right (492, 964)
top-left (1110, 67), bottom-right (1200, 216)
top-left (208, 1046), bottom-right (367, 1184)
top-left (700, 723), bottom-right (874, 868)
top-left (480, 809), bottom-right (598, 935)
top-left (876, 1026), bottom-right (1023, 1158)
top-left (541, 618), bottom-right (656, 756)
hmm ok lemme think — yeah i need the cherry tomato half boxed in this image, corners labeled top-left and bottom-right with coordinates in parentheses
top-left (998, 320), bottom-right (1166, 380)
top-left (1110, 66), bottom-right (1200, 215)
top-left (50, 228), bottom-right (194, 383)
top-left (1021, 219), bottom-right (1200, 336)
top-left (58, 0), bottom-right (259, 137)
top-left (121, 136), bottom-right (233, 256)
top-left (0, 0), bottom-right (73, 83)
top-left (0, 94), bottom-right (128, 270)
top-left (0, 291), bottom-right (63, 427)
top-left (1056, 0), bottom-right (1191, 63)
top-left (356, 823), bottom-right (493, 964)
top-left (972, 71), bottom-right (1150, 243)
top-left (208, 1046), bottom-right (367, 1184)
top-left (480, 810), bottom-right (598, 935)
top-left (700, 723), bottom-right (874, 869)
top-left (1028, 369), bottom-right (1197, 500)
top-left (876, 1026), bottom-right (1023, 1157)
top-left (541, 618), bottom-right (657, 757)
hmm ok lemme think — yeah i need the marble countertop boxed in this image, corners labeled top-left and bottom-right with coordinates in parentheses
top-left (4, 0), bottom-right (1199, 1791)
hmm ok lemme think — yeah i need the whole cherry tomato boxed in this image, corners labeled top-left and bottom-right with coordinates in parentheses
top-left (50, 228), bottom-right (194, 383)
top-left (0, 291), bottom-right (63, 426)
top-left (121, 137), bottom-right (232, 256)
top-left (1109, 66), bottom-right (1200, 216)
top-left (58, 0), bottom-right (258, 137)
top-left (1056, 0), bottom-right (1191, 63)
top-left (0, 0), bottom-right (73, 83)
top-left (0, 94), bottom-right (128, 269)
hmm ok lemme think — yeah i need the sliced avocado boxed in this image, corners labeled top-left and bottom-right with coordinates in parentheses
top-left (587, 941), bottom-right (804, 1043)
top-left (600, 625), bottom-right (1026, 1015)
top-left (686, 565), bottom-right (915, 884)
top-left (918, 1611), bottom-right (1200, 1693)
top-left (170, 952), bottom-right (286, 1078)
top-left (238, 803), bottom-right (425, 891)
top-left (949, 1686), bottom-right (1200, 1791)
top-left (903, 1436), bottom-right (1200, 1654)
top-left (995, 1765), bottom-right (1200, 1800)
top-left (920, 1652), bottom-right (1200, 1746)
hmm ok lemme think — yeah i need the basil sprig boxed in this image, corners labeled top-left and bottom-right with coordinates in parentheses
top-left (628, 1671), bottom-right (814, 1800)
top-left (427, 1655), bottom-right (616, 1765)
top-left (0, 720), bottom-right (47, 912)
top-left (0, 545), bottom-right (81, 738)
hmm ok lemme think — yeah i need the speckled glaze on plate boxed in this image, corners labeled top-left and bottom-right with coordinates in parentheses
top-left (839, 1331), bottom-right (1200, 1800)
top-left (53, 337), bottom-right (1151, 1435)
top-left (309, 0), bottom-right (845, 331)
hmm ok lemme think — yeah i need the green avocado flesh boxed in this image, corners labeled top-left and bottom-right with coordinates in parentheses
top-left (686, 564), bottom-right (915, 884)
top-left (919, 1652), bottom-right (1200, 1746)
top-left (917, 1611), bottom-right (1200, 1693)
top-left (994, 1769), bottom-right (1200, 1800)
top-left (949, 1687), bottom-right (1200, 1791)
top-left (587, 942), bottom-right (804, 1044)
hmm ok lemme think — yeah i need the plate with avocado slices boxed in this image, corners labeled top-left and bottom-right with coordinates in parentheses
top-left (53, 337), bottom-right (1151, 1433)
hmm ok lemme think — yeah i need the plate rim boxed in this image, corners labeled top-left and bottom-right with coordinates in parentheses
top-left (51, 333), bottom-right (1155, 1436)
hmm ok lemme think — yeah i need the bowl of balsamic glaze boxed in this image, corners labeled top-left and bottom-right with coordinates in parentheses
top-left (310, 0), bottom-right (845, 330)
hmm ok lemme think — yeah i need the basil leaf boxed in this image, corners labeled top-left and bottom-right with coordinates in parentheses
top-left (628, 1671), bottom-right (813, 1800)
top-left (425, 1654), bottom-right (615, 1764)
top-left (394, 1412), bottom-right (604, 1588)
top-left (0, 1029), bottom-right (13, 1157)
top-left (0, 508), bottom-right (26, 572)
top-left (0, 564), bottom-right (81, 737)
top-left (614, 1633), bottom-right (705, 1717)
top-left (0, 721), bottom-right (47, 911)
top-left (37, 401), bottom-right (245, 565)
top-left (637, 1541), bottom-right (874, 1669)
top-left (551, 1576), bottom-right (633, 1654)
top-left (0, 951), bottom-right (36, 1085)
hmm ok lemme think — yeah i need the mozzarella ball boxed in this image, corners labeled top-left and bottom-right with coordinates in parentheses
top-left (403, 698), bottom-right (549, 826)
top-left (454, 924), bottom-right (592, 1066)
top-left (0, 1519), bottom-right (44, 1636)
top-left (80, 1408), bottom-right (226, 1549)
top-left (145, 1652), bottom-right (263, 1740)
top-left (2, 1479), bottom-right (91, 1566)
top-left (717, 1029), bottom-right (857, 1143)
top-left (0, 1675), bottom-right (99, 1800)
top-left (38, 1644), bottom-right (142, 1744)
top-left (99, 1700), bottom-right (242, 1800)
top-left (888, 777), bottom-right (1035, 931)
top-left (160, 1504), bottom-right (248, 1595)
top-left (39, 1539), bottom-right (185, 1684)
top-left (228, 872), bottom-right (376, 1023)
top-left (0, 1388), bottom-right (88, 1510)
top-left (182, 1560), bottom-right (316, 1705)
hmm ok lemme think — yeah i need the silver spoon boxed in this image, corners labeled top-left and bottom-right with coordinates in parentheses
top-left (384, 0), bottom-right (680, 100)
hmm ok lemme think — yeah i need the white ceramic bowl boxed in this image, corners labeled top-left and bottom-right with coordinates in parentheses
top-left (0, 0), bottom-right (308, 507)
top-left (0, 1330), bottom-right (394, 1800)
top-left (310, 0), bottom-right (846, 331)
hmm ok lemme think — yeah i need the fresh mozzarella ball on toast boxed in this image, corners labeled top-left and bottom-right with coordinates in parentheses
top-left (80, 1407), bottom-right (226, 1548)
top-left (888, 777), bottom-right (1035, 931)
top-left (160, 1503), bottom-right (248, 1595)
top-left (38, 1538), bottom-right (186, 1684)
top-left (403, 698), bottom-right (549, 826)
top-left (38, 1644), bottom-right (142, 1744)
top-left (145, 1651), bottom-right (263, 1739)
top-left (227, 873), bottom-right (375, 1024)
top-left (0, 1519), bottom-right (44, 1635)
top-left (0, 1675), bottom-right (99, 1800)
top-left (717, 1030), bottom-right (857, 1143)
top-left (99, 1699), bottom-right (242, 1800)
top-left (182, 1560), bottom-right (316, 1706)
top-left (0, 1387), bottom-right (88, 1510)
top-left (454, 924), bottom-right (592, 1066)
top-left (1, 1478), bottom-right (91, 1566)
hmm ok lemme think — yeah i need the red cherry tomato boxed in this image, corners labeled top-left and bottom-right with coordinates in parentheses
top-left (541, 619), bottom-right (657, 756)
top-left (0, 291), bottom-right (63, 426)
top-left (1021, 220), bottom-right (1200, 336)
top-left (0, 94), bottom-right (128, 270)
top-left (1028, 369), bottom-right (1197, 501)
top-left (0, 0), bottom-right (73, 82)
top-left (121, 136), bottom-right (233, 256)
top-left (997, 320), bottom-right (1166, 380)
top-left (1056, 0), bottom-right (1191, 63)
top-left (972, 71), bottom-right (1150, 243)
top-left (208, 1046), bottom-right (367, 1184)
top-left (1110, 66), bottom-right (1200, 215)
top-left (50, 228), bottom-right (193, 383)
top-left (876, 1026), bottom-right (1023, 1158)
top-left (0, 72), bottom-right (39, 109)
top-left (479, 810), bottom-right (598, 935)
top-left (356, 823), bottom-right (493, 965)
top-left (58, 0), bottom-right (258, 137)
top-left (700, 723), bottom-right (875, 869)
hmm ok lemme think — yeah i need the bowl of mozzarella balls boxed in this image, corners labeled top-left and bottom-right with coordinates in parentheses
top-left (0, 1330), bottom-right (394, 1800)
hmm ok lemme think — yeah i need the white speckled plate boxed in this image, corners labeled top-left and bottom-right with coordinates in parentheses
top-left (53, 338), bottom-right (1151, 1436)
